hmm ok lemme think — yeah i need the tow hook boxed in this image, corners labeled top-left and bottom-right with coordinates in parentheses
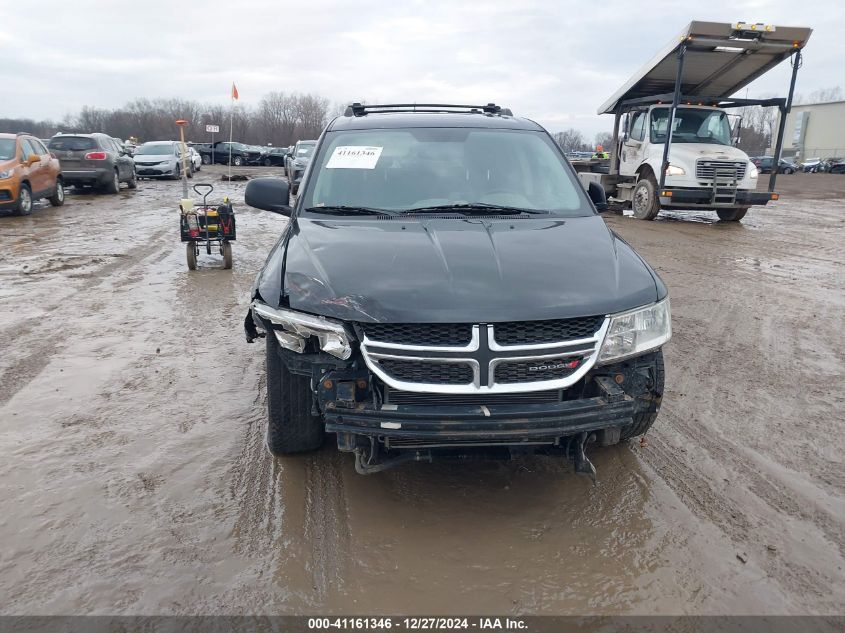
top-left (354, 447), bottom-right (431, 475)
top-left (570, 431), bottom-right (597, 483)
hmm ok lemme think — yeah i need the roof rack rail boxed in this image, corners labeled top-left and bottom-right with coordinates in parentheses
top-left (344, 102), bottom-right (513, 117)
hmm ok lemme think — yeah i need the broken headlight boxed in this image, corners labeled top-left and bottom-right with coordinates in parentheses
top-left (252, 301), bottom-right (353, 360)
top-left (598, 298), bottom-right (671, 364)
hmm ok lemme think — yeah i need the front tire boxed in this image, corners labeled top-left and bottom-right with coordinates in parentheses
top-left (620, 351), bottom-right (665, 441)
top-left (632, 175), bottom-right (661, 220)
top-left (233, 156), bottom-right (244, 167)
top-left (127, 171), bottom-right (138, 189)
top-left (222, 241), bottom-right (233, 269)
top-left (14, 184), bottom-right (33, 216)
top-left (717, 207), bottom-right (749, 222)
top-left (49, 180), bottom-right (65, 206)
top-left (201, 155), bottom-right (210, 165)
top-left (265, 332), bottom-right (324, 454)
top-left (186, 243), bottom-right (197, 270)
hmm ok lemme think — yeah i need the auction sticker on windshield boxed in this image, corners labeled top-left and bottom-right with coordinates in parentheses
top-left (326, 146), bottom-right (383, 169)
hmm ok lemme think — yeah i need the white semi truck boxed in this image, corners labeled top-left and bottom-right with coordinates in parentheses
top-left (575, 21), bottom-right (812, 221)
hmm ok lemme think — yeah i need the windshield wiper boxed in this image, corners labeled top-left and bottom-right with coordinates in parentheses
top-left (304, 205), bottom-right (396, 216)
top-left (403, 203), bottom-right (547, 215)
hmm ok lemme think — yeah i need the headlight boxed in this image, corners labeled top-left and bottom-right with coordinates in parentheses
top-left (0, 169), bottom-right (13, 179)
top-left (252, 301), bottom-right (353, 360)
top-left (664, 165), bottom-right (685, 176)
top-left (598, 298), bottom-right (671, 364)
top-left (748, 164), bottom-right (759, 178)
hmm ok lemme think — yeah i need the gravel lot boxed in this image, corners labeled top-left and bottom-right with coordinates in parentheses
top-left (0, 167), bottom-right (842, 615)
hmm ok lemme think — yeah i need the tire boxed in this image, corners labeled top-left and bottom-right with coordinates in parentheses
top-left (195, 162), bottom-right (201, 172)
top-left (264, 158), bottom-right (272, 166)
top-left (620, 351), bottom-right (665, 441)
top-left (48, 180), bottom-right (65, 207)
top-left (14, 183), bottom-right (33, 216)
top-left (187, 166), bottom-right (194, 179)
top-left (104, 169), bottom-right (120, 194)
top-left (171, 165), bottom-right (181, 181)
top-left (201, 155), bottom-right (210, 165)
top-left (233, 155), bottom-right (244, 167)
top-left (127, 171), bottom-right (138, 189)
top-left (631, 175), bottom-right (661, 220)
top-left (716, 207), bottom-right (749, 222)
top-left (265, 331), bottom-right (324, 454)
top-left (186, 242), bottom-right (197, 270)
top-left (222, 241), bottom-right (233, 269)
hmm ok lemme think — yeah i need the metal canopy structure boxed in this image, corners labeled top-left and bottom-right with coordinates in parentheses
top-left (598, 21), bottom-right (813, 115)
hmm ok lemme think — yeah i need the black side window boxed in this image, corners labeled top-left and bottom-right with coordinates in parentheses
top-left (630, 112), bottom-right (646, 142)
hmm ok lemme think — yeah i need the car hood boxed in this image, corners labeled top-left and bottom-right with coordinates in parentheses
top-left (134, 154), bottom-right (176, 162)
top-left (256, 215), bottom-right (665, 323)
top-left (663, 143), bottom-right (749, 163)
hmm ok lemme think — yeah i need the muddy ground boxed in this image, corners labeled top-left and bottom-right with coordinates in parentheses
top-left (0, 167), bottom-right (843, 616)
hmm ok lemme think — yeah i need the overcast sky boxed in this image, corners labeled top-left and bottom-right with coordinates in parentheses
top-left (2, 0), bottom-right (840, 140)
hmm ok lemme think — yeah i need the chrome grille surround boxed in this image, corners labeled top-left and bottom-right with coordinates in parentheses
top-left (695, 160), bottom-right (747, 181)
top-left (361, 319), bottom-right (609, 394)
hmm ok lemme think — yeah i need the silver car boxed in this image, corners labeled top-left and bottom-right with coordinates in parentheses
top-left (133, 141), bottom-right (193, 180)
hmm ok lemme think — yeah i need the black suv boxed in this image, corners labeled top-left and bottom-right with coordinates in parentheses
top-left (243, 103), bottom-right (671, 476)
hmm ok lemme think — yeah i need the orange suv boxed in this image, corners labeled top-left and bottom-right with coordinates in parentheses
top-left (0, 133), bottom-right (64, 215)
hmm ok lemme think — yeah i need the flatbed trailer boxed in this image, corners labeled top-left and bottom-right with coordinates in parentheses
top-left (573, 21), bottom-right (812, 221)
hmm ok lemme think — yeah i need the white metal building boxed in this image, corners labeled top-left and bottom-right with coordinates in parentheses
top-left (780, 100), bottom-right (845, 160)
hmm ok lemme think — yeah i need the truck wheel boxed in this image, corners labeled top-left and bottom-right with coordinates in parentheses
top-left (265, 331), bottom-right (324, 454)
top-left (202, 155), bottom-right (210, 165)
top-left (233, 156), bottom-right (244, 167)
top-left (620, 351), bottom-right (665, 441)
top-left (632, 176), bottom-right (660, 220)
top-left (716, 207), bottom-right (749, 222)
top-left (49, 180), bottom-right (65, 207)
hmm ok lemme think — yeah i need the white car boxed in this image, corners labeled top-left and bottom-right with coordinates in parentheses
top-left (188, 147), bottom-right (202, 172)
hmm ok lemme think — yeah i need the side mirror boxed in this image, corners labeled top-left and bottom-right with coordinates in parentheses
top-left (26, 154), bottom-right (41, 165)
top-left (587, 181), bottom-right (608, 212)
top-left (245, 177), bottom-right (292, 216)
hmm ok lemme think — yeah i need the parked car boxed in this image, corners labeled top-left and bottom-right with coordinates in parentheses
top-left (828, 159), bottom-right (845, 174)
top-left (48, 133), bottom-right (136, 193)
top-left (242, 103), bottom-right (671, 476)
top-left (750, 156), bottom-right (797, 174)
top-left (133, 141), bottom-right (192, 180)
top-left (188, 146), bottom-right (202, 172)
top-left (262, 147), bottom-right (289, 166)
top-left (284, 140), bottom-right (316, 194)
top-left (800, 157), bottom-right (826, 173)
top-left (0, 132), bottom-right (64, 215)
top-left (196, 141), bottom-right (261, 166)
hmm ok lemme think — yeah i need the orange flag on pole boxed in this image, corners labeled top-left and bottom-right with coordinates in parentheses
top-left (231, 83), bottom-right (239, 100)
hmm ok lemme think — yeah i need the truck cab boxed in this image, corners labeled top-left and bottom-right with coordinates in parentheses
top-left (620, 104), bottom-right (758, 218)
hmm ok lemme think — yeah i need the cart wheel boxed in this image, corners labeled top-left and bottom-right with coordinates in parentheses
top-left (186, 243), bottom-right (197, 270)
top-left (222, 241), bottom-right (233, 270)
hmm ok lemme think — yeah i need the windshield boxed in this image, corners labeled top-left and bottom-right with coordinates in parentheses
top-left (650, 108), bottom-right (732, 146)
top-left (301, 128), bottom-right (587, 216)
top-left (296, 144), bottom-right (315, 157)
top-left (0, 138), bottom-right (15, 160)
top-left (136, 143), bottom-right (176, 156)
top-left (48, 136), bottom-right (96, 151)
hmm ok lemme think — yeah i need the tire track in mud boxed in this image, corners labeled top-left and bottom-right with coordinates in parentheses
top-left (0, 228), bottom-right (171, 407)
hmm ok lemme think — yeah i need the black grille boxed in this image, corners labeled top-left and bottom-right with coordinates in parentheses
top-left (384, 388), bottom-right (561, 406)
top-left (494, 358), bottom-right (581, 384)
top-left (493, 316), bottom-right (603, 345)
top-left (363, 323), bottom-right (472, 346)
top-left (378, 359), bottom-right (473, 384)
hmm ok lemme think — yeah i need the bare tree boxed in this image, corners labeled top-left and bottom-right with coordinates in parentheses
top-left (594, 132), bottom-right (614, 150)
top-left (553, 128), bottom-right (586, 154)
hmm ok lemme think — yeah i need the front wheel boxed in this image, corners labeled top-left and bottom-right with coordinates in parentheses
top-left (265, 332), bottom-right (324, 454)
top-left (49, 180), bottom-right (65, 206)
top-left (233, 156), bottom-right (244, 167)
top-left (127, 171), bottom-right (138, 189)
top-left (186, 243), bottom-right (197, 270)
top-left (717, 207), bottom-right (749, 222)
top-left (632, 175), bottom-right (661, 220)
top-left (264, 158), bottom-right (272, 166)
top-left (619, 351), bottom-right (665, 441)
top-left (14, 184), bottom-right (33, 216)
top-left (201, 155), bottom-right (210, 165)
